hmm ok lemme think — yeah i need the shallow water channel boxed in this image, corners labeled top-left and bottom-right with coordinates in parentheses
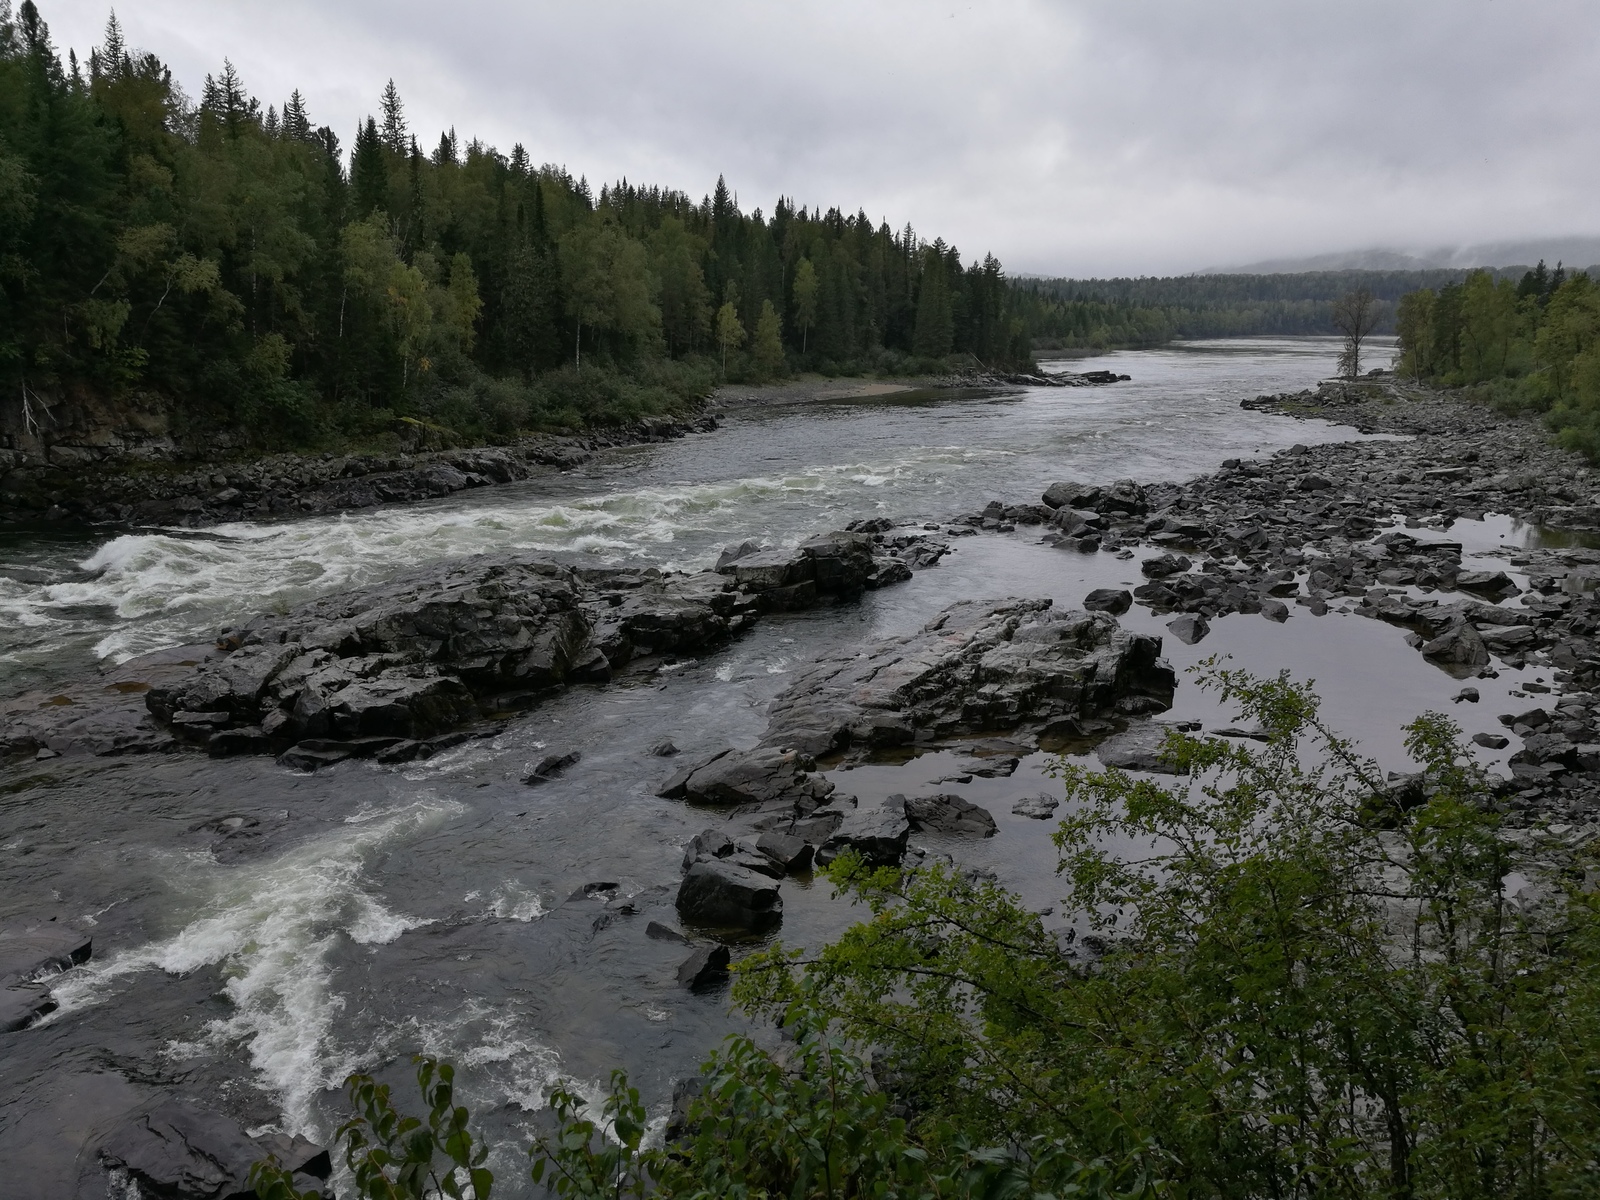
top-left (0, 337), bottom-right (1566, 1188)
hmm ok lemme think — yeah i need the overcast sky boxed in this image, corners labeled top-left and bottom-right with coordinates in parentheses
top-left (38, 0), bottom-right (1600, 276)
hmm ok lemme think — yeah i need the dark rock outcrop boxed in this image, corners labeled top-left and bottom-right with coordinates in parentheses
top-left (658, 746), bottom-right (838, 811)
top-left (99, 1101), bottom-right (330, 1199)
top-left (817, 797), bottom-right (913, 866)
top-left (676, 860), bottom-right (784, 930)
top-left (1095, 723), bottom-right (1189, 775)
top-left (904, 792), bottom-right (997, 836)
top-left (1082, 588), bottom-right (1132, 615)
top-left (757, 598), bottom-right (1175, 761)
top-left (3, 526), bottom-right (948, 765)
top-left (675, 943), bottom-right (732, 989)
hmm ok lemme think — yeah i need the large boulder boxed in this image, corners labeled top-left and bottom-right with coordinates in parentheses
top-left (1082, 588), bottom-right (1132, 615)
top-left (1095, 723), bottom-right (1189, 775)
top-left (676, 860), bottom-right (783, 930)
top-left (714, 531), bottom-right (878, 608)
top-left (818, 798), bottom-right (912, 866)
top-left (1420, 620), bottom-right (1490, 673)
top-left (1042, 481), bottom-right (1096, 510)
top-left (904, 793), bottom-right (996, 836)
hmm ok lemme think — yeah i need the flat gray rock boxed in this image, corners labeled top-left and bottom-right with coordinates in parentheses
top-left (1166, 613), bottom-right (1211, 645)
top-left (1095, 724), bottom-right (1188, 775)
top-left (1012, 793), bottom-right (1060, 819)
top-left (763, 598), bottom-right (1175, 760)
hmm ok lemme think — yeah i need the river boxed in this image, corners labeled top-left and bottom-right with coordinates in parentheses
top-left (0, 336), bottom-right (1553, 1190)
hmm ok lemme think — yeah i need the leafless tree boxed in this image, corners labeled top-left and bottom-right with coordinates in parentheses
top-left (1332, 287), bottom-right (1381, 378)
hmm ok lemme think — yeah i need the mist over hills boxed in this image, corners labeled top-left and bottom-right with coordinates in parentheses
top-left (1205, 237), bottom-right (1600, 275)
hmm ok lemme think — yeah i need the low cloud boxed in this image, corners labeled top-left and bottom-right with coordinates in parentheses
top-left (46, 0), bottom-right (1600, 275)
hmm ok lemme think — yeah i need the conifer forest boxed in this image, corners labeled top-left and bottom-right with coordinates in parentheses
top-left (0, 4), bottom-right (1035, 448)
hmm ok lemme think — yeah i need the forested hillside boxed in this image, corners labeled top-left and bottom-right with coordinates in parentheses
top-left (1011, 268), bottom-right (1536, 350)
top-left (0, 3), bottom-right (1033, 452)
top-left (1396, 263), bottom-right (1600, 457)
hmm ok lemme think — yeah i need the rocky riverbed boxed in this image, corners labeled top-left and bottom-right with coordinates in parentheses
top-left (969, 375), bottom-right (1600, 823)
top-left (9, 353), bottom-right (1600, 1198)
top-left (0, 527), bottom-right (949, 765)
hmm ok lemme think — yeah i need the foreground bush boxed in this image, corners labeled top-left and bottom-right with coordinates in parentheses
top-left (255, 667), bottom-right (1600, 1198)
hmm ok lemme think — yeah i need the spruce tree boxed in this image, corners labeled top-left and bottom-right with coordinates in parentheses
top-left (350, 116), bottom-right (388, 216)
top-left (913, 248), bottom-right (953, 358)
top-left (99, 9), bottom-right (125, 78)
top-left (283, 89), bottom-right (311, 141)
top-left (379, 79), bottom-right (406, 153)
top-left (214, 58), bottom-right (254, 136)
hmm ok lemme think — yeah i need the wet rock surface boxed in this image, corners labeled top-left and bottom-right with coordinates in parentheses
top-left (656, 594), bottom-right (1177, 910)
top-left (1, 528), bottom-right (950, 765)
top-left (98, 1100), bottom-right (330, 1199)
top-left (981, 377), bottom-right (1600, 823)
top-left (676, 860), bottom-right (784, 931)
top-left (0, 917), bottom-right (92, 1032)
top-left (756, 597), bottom-right (1175, 763)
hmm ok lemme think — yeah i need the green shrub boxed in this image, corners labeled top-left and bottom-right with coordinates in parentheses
top-left (255, 667), bottom-right (1600, 1199)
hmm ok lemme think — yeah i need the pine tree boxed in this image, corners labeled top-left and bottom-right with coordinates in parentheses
top-left (433, 129), bottom-right (455, 167)
top-left (501, 242), bottom-right (561, 378)
top-left (264, 103), bottom-right (279, 138)
top-left (283, 89), bottom-right (311, 141)
top-left (214, 58), bottom-right (255, 136)
top-left (403, 136), bottom-right (425, 251)
top-left (351, 116), bottom-right (388, 216)
top-left (99, 9), bottom-right (125, 78)
top-left (379, 79), bottom-right (406, 153)
top-left (529, 176), bottom-right (549, 248)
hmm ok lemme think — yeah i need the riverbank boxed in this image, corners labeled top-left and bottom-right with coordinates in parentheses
top-left (0, 413), bottom-right (722, 529)
top-left (0, 368), bottom-right (1130, 530)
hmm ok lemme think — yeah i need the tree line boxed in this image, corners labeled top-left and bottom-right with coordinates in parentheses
top-left (1396, 262), bottom-right (1600, 457)
top-left (1009, 268), bottom-right (1549, 351)
top-left (0, 3), bottom-right (1035, 451)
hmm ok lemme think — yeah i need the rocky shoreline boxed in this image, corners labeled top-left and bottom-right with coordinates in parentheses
top-left (0, 412), bottom-right (720, 528)
top-left (967, 376), bottom-right (1600, 822)
top-left (0, 366), bottom-right (1126, 530)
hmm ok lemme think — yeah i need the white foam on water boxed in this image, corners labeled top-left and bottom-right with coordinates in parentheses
top-left (0, 444), bottom-right (1009, 677)
top-left (45, 798), bottom-right (459, 1136)
top-left (486, 885), bottom-right (546, 922)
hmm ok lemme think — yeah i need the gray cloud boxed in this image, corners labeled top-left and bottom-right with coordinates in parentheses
top-left (45, 0), bottom-right (1600, 274)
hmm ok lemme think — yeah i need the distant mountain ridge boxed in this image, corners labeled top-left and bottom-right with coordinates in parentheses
top-left (1207, 238), bottom-right (1600, 275)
